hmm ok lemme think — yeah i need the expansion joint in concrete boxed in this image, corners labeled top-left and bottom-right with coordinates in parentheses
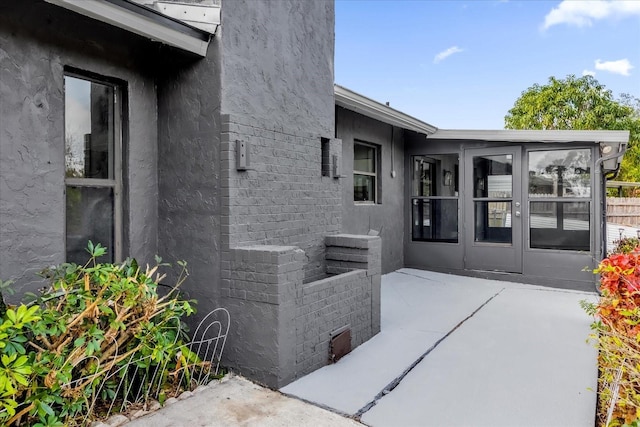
top-left (353, 287), bottom-right (506, 419)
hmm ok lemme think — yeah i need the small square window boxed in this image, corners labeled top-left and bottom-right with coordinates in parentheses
top-left (354, 142), bottom-right (378, 203)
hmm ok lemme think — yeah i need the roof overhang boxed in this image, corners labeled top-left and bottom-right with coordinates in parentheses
top-left (334, 84), bottom-right (437, 136)
top-left (429, 129), bottom-right (630, 144)
top-left (45, 0), bottom-right (215, 57)
top-left (431, 129), bottom-right (630, 175)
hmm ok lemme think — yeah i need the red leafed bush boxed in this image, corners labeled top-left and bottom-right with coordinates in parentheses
top-left (589, 243), bottom-right (640, 426)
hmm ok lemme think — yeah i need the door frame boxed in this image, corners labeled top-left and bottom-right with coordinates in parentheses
top-left (463, 146), bottom-right (523, 273)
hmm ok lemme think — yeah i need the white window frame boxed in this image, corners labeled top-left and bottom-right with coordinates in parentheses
top-left (354, 141), bottom-right (379, 204)
top-left (64, 72), bottom-right (123, 262)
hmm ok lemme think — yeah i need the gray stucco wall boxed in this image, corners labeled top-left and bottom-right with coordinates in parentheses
top-left (0, 0), bottom-right (160, 298)
top-left (220, 0), bottom-right (335, 137)
top-left (336, 107), bottom-right (406, 274)
top-left (156, 38), bottom-right (223, 313)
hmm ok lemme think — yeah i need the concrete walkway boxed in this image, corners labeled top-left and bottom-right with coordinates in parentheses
top-left (124, 374), bottom-right (362, 427)
top-left (124, 269), bottom-right (598, 427)
top-left (281, 269), bottom-right (599, 427)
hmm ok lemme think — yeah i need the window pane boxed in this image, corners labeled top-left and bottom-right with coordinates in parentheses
top-left (354, 174), bottom-right (375, 202)
top-left (473, 155), bottom-right (512, 198)
top-left (65, 76), bottom-right (115, 179)
top-left (413, 158), bottom-right (433, 196)
top-left (412, 154), bottom-right (458, 197)
top-left (529, 150), bottom-right (591, 197)
top-left (354, 144), bottom-right (375, 173)
top-left (474, 201), bottom-right (512, 244)
top-left (412, 199), bottom-right (458, 242)
top-left (66, 186), bottom-right (114, 264)
top-left (530, 201), bottom-right (590, 251)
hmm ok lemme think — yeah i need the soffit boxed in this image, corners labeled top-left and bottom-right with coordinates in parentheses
top-left (45, 0), bottom-right (218, 57)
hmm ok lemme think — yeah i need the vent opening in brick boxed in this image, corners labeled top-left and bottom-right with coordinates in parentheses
top-left (330, 328), bottom-right (351, 363)
top-left (321, 137), bottom-right (330, 177)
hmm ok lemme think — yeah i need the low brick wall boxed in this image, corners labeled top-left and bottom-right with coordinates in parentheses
top-left (295, 269), bottom-right (371, 375)
top-left (221, 234), bottom-right (381, 388)
top-left (325, 233), bottom-right (382, 335)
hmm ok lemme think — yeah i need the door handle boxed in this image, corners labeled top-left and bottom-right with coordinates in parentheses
top-left (515, 211), bottom-right (521, 217)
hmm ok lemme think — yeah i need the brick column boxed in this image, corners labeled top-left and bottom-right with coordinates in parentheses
top-left (221, 245), bottom-right (304, 388)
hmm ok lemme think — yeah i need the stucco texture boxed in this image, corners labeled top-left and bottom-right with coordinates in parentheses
top-left (0, 0), bottom-right (162, 298)
top-left (156, 37), bottom-right (223, 313)
top-left (220, 0), bottom-right (335, 136)
top-left (336, 107), bottom-right (406, 274)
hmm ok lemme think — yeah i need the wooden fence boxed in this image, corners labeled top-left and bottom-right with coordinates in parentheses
top-left (607, 197), bottom-right (640, 228)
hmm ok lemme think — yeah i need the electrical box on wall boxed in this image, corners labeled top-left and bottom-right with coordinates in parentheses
top-left (236, 139), bottom-right (249, 170)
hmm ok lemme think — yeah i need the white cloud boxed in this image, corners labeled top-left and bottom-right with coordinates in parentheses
top-left (434, 46), bottom-right (463, 64)
top-left (582, 69), bottom-right (596, 77)
top-left (595, 58), bottom-right (634, 76)
top-left (542, 0), bottom-right (640, 30)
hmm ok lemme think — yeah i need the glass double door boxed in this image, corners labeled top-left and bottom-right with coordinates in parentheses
top-left (464, 147), bottom-right (523, 273)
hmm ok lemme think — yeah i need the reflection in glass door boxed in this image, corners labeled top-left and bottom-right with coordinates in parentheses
top-left (411, 155), bottom-right (459, 243)
top-left (473, 154), bottom-right (513, 244)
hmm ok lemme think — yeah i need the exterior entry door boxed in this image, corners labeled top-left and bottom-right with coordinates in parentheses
top-left (464, 147), bottom-right (522, 273)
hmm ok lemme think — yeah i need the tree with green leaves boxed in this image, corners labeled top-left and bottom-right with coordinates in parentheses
top-left (505, 75), bottom-right (640, 184)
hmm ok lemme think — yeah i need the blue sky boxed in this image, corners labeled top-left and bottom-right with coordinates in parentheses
top-left (335, 0), bottom-right (640, 129)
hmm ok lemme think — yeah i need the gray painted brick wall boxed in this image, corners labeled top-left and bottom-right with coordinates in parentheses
top-left (221, 234), bottom-right (381, 388)
top-left (294, 269), bottom-right (372, 375)
top-left (220, 114), bottom-right (342, 284)
top-left (325, 234), bottom-right (382, 335)
top-left (221, 245), bottom-right (303, 387)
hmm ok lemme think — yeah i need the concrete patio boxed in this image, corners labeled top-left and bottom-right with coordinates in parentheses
top-left (123, 268), bottom-right (599, 426)
top-left (281, 268), bottom-right (599, 427)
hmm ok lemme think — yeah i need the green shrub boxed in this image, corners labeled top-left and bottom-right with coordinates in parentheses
top-left (0, 242), bottom-right (198, 426)
top-left (613, 236), bottom-right (640, 256)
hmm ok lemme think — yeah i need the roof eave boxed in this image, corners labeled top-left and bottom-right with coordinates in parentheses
top-left (429, 129), bottom-right (630, 144)
top-left (334, 84), bottom-right (437, 136)
top-left (45, 0), bottom-right (215, 57)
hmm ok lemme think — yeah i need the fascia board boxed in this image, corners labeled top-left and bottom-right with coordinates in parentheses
top-left (430, 129), bottom-right (630, 144)
top-left (334, 85), bottom-right (437, 135)
top-left (46, 0), bottom-right (211, 56)
top-left (153, 1), bottom-right (221, 34)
